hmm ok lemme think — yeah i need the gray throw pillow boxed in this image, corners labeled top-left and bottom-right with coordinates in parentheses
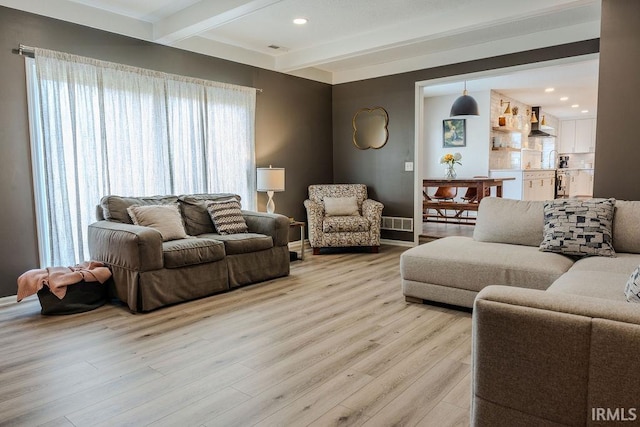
top-left (539, 198), bottom-right (616, 257)
top-left (625, 266), bottom-right (640, 303)
top-left (127, 203), bottom-right (189, 241)
top-left (206, 200), bottom-right (248, 235)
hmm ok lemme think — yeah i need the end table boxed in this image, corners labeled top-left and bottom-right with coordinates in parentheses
top-left (289, 221), bottom-right (306, 260)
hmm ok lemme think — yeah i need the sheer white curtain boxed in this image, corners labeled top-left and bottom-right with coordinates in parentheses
top-left (26, 48), bottom-right (256, 267)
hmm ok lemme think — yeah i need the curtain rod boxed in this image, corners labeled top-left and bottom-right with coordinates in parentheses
top-left (14, 44), bottom-right (35, 58)
top-left (13, 44), bottom-right (263, 92)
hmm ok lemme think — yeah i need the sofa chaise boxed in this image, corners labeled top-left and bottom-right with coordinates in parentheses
top-left (88, 193), bottom-right (290, 312)
top-left (400, 197), bottom-right (640, 426)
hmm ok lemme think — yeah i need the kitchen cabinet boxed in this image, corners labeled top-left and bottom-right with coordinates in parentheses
top-left (490, 170), bottom-right (555, 201)
top-left (568, 169), bottom-right (594, 197)
top-left (559, 119), bottom-right (596, 153)
top-left (523, 170), bottom-right (555, 201)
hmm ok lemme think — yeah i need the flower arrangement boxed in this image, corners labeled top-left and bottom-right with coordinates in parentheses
top-left (440, 152), bottom-right (462, 179)
top-left (440, 152), bottom-right (462, 167)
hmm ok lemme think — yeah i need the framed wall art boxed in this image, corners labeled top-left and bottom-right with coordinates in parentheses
top-left (443, 118), bottom-right (466, 147)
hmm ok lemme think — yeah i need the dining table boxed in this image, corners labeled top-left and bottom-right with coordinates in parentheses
top-left (422, 176), bottom-right (515, 223)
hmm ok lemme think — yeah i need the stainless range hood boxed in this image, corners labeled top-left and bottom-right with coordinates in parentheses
top-left (529, 106), bottom-right (553, 137)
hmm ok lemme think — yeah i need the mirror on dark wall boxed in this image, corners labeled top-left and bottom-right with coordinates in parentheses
top-left (352, 106), bottom-right (389, 150)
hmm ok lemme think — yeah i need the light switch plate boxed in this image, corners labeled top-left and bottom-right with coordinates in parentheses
top-left (404, 162), bottom-right (414, 172)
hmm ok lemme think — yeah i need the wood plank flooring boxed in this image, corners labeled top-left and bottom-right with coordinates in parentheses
top-left (0, 245), bottom-right (472, 426)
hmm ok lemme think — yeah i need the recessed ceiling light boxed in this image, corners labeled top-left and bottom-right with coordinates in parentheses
top-left (581, 110), bottom-right (589, 113)
top-left (545, 88), bottom-right (555, 93)
top-left (571, 104), bottom-right (579, 108)
top-left (560, 96), bottom-right (569, 101)
top-left (293, 18), bottom-right (308, 25)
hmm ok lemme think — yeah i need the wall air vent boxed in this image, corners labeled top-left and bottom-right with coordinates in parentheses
top-left (381, 216), bottom-right (413, 232)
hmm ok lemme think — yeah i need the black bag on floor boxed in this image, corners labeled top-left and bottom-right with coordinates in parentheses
top-left (37, 280), bottom-right (108, 315)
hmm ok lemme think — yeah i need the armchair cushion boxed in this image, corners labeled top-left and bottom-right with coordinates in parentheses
top-left (323, 216), bottom-right (370, 233)
top-left (324, 196), bottom-right (359, 216)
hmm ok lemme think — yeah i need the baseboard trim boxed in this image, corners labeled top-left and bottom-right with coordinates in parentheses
top-left (380, 238), bottom-right (416, 247)
top-left (0, 294), bottom-right (19, 307)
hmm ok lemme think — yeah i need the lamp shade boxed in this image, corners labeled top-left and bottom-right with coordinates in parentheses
top-left (450, 90), bottom-right (480, 117)
top-left (257, 167), bottom-right (285, 192)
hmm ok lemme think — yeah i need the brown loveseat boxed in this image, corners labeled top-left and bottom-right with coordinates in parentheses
top-left (88, 193), bottom-right (290, 312)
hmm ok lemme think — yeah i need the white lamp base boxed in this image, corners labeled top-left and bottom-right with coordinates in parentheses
top-left (266, 190), bottom-right (275, 214)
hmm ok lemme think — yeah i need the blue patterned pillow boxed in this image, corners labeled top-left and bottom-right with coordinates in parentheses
top-left (539, 198), bottom-right (616, 257)
top-left (206, 200), bottom-right (248, 235)
top-left (625, 266), bottom-right (640, 303)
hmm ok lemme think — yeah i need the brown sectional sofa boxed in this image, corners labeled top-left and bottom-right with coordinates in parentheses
top-left (400, 197), bottom-right (640, 426)
top-left (88, 193), bottom-right (290, 312)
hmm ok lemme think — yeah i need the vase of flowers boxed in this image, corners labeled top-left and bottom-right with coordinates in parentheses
top-left (440, 152), bottom-right (462, 179)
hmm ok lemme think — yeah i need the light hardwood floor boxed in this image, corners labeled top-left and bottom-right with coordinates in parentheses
top-left (0, 245), bottom-right (472, 426)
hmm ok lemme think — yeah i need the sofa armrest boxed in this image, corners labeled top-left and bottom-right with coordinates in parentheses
top-left (362, 199), bottom-right (383, 221)
top-left (472, 285), bottom-right (640, 426)
top-left (241, 211), bottom-right (289, 247)
top-left (88, 221), bottom-right (163, 271)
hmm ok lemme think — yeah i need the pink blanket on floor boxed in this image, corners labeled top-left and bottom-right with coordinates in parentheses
top-left (17, 261), bottom-right (112, 302)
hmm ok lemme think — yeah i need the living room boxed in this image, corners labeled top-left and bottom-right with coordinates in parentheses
top-left (1, 0), bottom-right (640, 425)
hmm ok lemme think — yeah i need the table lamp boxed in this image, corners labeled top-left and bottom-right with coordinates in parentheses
top-left (257, 165), bottom-right (285, 213)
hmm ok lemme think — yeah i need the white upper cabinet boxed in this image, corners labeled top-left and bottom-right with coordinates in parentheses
top-left (559, 118), bottom-right (596, 153)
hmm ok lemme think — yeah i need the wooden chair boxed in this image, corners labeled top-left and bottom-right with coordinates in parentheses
top-left (460, 176), bottom-right (489, 222)
top-left (432, 186), bottom-right (457, 201)
top-left (429, 186), bottom-right (458, 221)
top-left (461, 176), bottom-right (490, 202)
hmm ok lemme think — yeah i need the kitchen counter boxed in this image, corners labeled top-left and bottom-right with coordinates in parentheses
top-left (490, 168), bottom-right (556, 172)
top-left (557, 167), bottom-right (594, 171)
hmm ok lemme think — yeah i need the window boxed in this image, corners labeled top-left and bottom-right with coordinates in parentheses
top-left (25, 49), bottom-right (256, 266)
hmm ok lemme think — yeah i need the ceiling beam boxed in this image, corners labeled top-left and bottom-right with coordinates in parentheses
top-left (274, 0), bottom-right (601, 73)
top-left (152, 0), bottom-right (284, 45)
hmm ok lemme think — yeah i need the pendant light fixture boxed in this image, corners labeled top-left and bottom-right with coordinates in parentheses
top-left (450, 81), bottom-right (480, 117)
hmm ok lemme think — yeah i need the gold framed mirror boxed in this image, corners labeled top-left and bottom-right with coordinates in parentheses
top-left (352, 106), bottom-right (389, 150)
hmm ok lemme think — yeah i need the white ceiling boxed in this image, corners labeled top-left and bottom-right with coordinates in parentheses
top-left (3, 0), bottom-right (601, 85)
top-left (3, 0), bottom-right (602, 117)
top-left (423, 57), bottom-right (600, 119)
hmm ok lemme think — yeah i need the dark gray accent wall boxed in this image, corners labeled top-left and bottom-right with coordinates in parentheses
top-left (593, 0), bottom-right (640, 199)
top-left (0, 6), bottom-right (332, 297)
top-left (333, 40), bottom-right (600, 241)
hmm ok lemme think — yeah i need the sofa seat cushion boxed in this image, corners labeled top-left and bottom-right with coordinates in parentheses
top-left (569, 253), bottom-right (640, 275)
top-left (547, 270), bottom-right (629, 303)
top-left (198, 233), bottom-right (273, 255)
top-left (400, 236), bottom-right (574, 293)
top-left (322, 216), bottom-right (370, 233)
top-left (162, 238), bottom-right (225, 269)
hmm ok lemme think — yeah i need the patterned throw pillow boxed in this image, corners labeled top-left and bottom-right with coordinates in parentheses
top-left (625, 266), bottom-right (640, 303)
top-left (206, 200), bottom-right (248, 235)
top-left (539, 198), bottom-right (616, 257)
top-left (127, 203), bottom-right (189, 241)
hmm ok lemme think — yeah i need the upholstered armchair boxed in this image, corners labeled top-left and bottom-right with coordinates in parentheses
top-left (304, 184), bottom-right (384, 254)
